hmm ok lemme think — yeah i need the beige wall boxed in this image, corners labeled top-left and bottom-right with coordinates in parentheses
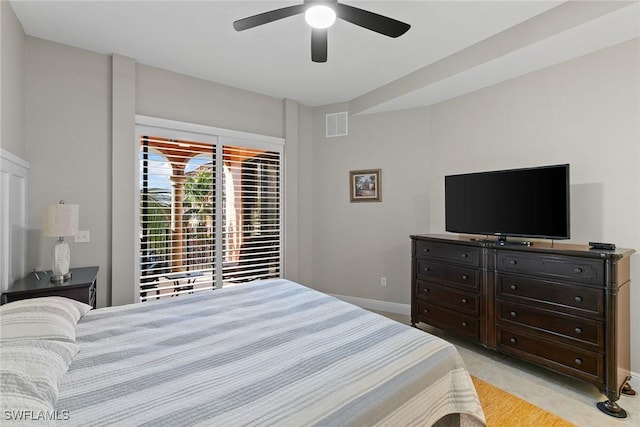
top-left (295, 103), bottom-right (314, 285)
top-left (24, 37), bottom-right (112, 307)
top-left (1, 0), bottom-right (25, 157)
top-left (307, 39), bottom-right (639, 374)
top-left (428, 40), bottom-right (639, 245)
top-left (308, 104), bottom-right (431, 300)
top-left (136, 64), bottom-right (284, 139)
top-left (22, 36), bottom-right (291, 307)
top-left (9, 0), bottom-right (639, 380)
top-left (426, 39), bottom-right (639, 374)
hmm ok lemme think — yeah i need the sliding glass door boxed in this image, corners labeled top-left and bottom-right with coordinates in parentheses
top-left (137, 125), bottom-right (282, 302)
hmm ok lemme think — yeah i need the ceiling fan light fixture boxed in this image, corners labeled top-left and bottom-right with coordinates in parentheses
top-left (233, 1), bottom-right (411, 62)
top-left (305, 5), bottom-right (336, 29)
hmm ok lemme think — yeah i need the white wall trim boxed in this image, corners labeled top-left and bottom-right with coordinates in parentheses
top-left (330, 293), bottom-right (411, 316)
top-left (135, 115), bottom-right (285, 147)
top-left (1, 149), bottom-right (30, 292)
top-left (1, 149), bottom-right (29, 170)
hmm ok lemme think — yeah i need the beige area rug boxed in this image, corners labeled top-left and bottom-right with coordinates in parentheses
top-left (472, 376), bottom-right (576, 427)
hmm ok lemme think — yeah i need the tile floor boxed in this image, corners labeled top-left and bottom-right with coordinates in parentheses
top-left (375, 311), bottom-right (639, 427)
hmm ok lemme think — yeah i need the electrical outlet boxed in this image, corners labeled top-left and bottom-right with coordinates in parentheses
top-left (74, 230), bottom-right (90, 243)
top-left (380, 277), bottom-right (387, 287)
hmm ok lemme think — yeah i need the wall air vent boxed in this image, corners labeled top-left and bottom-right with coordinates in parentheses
top-left (326, 112), bottom-right (348, 137)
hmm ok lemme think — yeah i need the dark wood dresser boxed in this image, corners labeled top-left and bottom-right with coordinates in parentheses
top-left (411, 234), bottom-right (634, 418)
top-left (1, 266), bottom-right (98, 308)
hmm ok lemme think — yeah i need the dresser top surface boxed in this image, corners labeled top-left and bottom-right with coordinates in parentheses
top-left (411, 234), bottom-right (635, 260)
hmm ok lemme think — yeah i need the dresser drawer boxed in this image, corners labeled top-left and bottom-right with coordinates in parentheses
top-left (416, 300), bottom-right (479, 341)
top-left (497, 328), bottom-right (604, 383)
top-left (416, 260), bottom-right (480, 290)
top-left (416, 280), bottom-right (479, 315)
top-left (497, 301), bottom-right (603, 351)
top-left (496, 274), bottom-right (604, 318)
top-left (415, 240), bottom-right (480, 267)
top-left (497, 252), bottom-right (604, 285)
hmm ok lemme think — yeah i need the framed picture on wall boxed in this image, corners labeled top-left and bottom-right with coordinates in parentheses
top-left (349, 169), bottom-right (381, 202)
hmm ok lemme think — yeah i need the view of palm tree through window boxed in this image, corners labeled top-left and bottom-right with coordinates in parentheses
top-left (139, 136), bottom-right (281, 302)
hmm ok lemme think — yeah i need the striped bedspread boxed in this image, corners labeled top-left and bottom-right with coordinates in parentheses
top-left (56, 279), bottom-right (485, 426)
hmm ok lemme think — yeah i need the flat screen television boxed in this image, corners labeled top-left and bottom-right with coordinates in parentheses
top-left (445, 164), bottom-right (570, 242)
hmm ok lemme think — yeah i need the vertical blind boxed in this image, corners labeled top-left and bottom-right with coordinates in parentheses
top-left (139, 136), bottom-right (281, 302)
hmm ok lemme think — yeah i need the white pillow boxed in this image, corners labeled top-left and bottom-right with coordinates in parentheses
top-left (0, 297), bottom-right (92, 342)
top-left (0, 339), bottom-right (78, 422)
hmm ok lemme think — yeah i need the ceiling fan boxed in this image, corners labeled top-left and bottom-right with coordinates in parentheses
top-left (233, 0), bottom-right (411, 63)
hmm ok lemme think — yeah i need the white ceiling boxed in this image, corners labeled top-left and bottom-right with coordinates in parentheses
top-left (9, 1), bottom-right (640, 113)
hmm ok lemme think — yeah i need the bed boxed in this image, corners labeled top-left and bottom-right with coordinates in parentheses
top-left (1, 279), bottom-right (485, 426)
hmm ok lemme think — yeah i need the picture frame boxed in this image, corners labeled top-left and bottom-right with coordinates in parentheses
top-left (349, 169), bottom-right (381, 202)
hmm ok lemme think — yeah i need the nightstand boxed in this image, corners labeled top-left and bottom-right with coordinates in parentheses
top-left (1, 266), bottom-right (99, 308)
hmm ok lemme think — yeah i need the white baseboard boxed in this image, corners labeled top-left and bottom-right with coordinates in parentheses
top-left (329, 293), bottom-right (411, 316)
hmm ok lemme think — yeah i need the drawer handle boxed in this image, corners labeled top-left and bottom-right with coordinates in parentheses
top-left (575, 358), bottom-right (583, 366)
top-left (574, 267), bottom-right (583, 273)
top-left (575, 327), bottom-right (583, 334)
top-left (423, 248), bottom-right (430, 253)
top-left (510, 311), bottom-right (517, 317)
top-left (461, 321), bottom-right (468, 327)
top-left (574, 296), bottom-right (583, 303)
top-left (461, 298), bottom-right (468, 304)
top-left (424, 267), bottom-right (431, 272)
top-left (423, 288), bottom-right (430, 293)
top-left (509, 260), bottom-right (517, 265)
top-left (462, 275), bottom-right (468, 280)
top-left (461, 253), bottom-right (468, 258)
top-left (510, 338), bottom-right (517, 344)
top-left (423, 309), bottom-right (429, 314)
top-left (510, 284), bottom-right (518, 290)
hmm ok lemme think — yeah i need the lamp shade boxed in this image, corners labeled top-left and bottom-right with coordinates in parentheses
top-left (43, 202), bottom-right (79, 237)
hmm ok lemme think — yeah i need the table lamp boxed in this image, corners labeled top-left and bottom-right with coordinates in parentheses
top-left (43, 201), bottom-right (79, 282)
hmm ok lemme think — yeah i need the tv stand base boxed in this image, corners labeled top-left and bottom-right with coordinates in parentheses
top-left (497, 236), bottom-right (532, 246)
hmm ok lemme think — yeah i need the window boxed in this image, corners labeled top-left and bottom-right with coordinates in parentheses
top-left (222, 146), bottom-right (282, 283)
top-left (137, 126), bottom-right (282, 302)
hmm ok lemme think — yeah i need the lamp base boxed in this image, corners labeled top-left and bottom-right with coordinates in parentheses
top-left (50, 271), bottom-right (72, 283)
top-left (51, 238), bottom-right (71, 280)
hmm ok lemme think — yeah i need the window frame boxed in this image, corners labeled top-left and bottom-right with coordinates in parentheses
top-left (134, 116), bottom-right (285, 300)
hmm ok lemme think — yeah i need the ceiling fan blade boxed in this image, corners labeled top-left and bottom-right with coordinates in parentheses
top-left (233, 4), bottom-right (306, 31)
top-left (311, 28), bottom-right (328, 63)
top-left (335, 3), bottom-right (410, 38)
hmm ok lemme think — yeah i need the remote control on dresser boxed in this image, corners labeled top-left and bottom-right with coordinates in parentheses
top-left (589, 242), bottom-right (616, 250)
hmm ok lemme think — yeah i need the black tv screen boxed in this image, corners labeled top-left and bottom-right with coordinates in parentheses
top-left (445, 164), bottom-right (570, 241)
